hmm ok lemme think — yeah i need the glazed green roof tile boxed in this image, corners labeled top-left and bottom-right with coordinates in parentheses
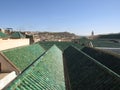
top-left (0, 32), bottom-right (7, 38)
top-left (64, 46), bottom-right (120, 90)
top-left (5, 45), bottom-right (65, 90)
top-left (3, 44), bottom-right (45, 71)
top-left (11, 32), bottom-right (25, 38)
top-left (39, 41), bottom-right (83, 51)
top-left (91, 39), bottom-right (120, 47)
top-left (82, 47), bottom-right (120, 75)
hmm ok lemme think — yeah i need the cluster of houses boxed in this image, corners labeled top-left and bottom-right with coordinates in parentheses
top-left (0, 28), bottom-right (80, 42)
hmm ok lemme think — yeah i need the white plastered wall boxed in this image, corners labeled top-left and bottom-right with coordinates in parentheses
top-left (0, 71), bottom-right (17, 90)
top-left (0, 39), bottom-right (29, 51)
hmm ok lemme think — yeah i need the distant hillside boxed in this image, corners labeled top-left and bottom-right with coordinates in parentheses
top-left (97, 33), bottom-right (120, 39)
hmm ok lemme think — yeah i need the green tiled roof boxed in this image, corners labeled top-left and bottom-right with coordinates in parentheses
top-left (0, 32), bottom-right (7, 38)
top-left (64, 46), bottom-right (120, 90)
top-left (3, 44), bottom-right (45, 71)
top-left (91, 39), bottom-right (120, 47)
top-left (11, 32), bottom-right (25, 38)
top-left (82, 47), bottom-right (120, 75)
top-left (39, 41), bottom-right (83, 51)
top-left (5, 45), bottom-right (65, 90)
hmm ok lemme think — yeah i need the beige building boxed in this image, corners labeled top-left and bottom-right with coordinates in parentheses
top-left (0, 39), bottom-right (30, 51)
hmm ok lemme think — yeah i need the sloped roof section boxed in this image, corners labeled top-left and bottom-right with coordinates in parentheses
top-left (82, 47), bottom-right (120, 75)
top-left (10, 32), bottom-right (25, 39)
top-left (63, 46), bottom-right (120, 90)
top-left (39, 41), bottom-right (83, 51)
top-left (0, 32), bottom-right (7, 38)
top-left (2, 44), bottom-right (45, 71)
top-left (4, 45), bottom-right (65, 90)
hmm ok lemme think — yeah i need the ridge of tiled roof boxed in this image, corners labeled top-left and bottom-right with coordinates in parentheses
top-left (2, 44), bottom-right (45, 71)
top-left (4, 45), bottom-right (65, 90)
top-left (64, 46), bottom-right (120, 90)
top-left (39, 41), bottom-right (84, 51)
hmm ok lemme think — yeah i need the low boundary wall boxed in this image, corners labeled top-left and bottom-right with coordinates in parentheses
top-left (0, 39), bottom-right (29, 51)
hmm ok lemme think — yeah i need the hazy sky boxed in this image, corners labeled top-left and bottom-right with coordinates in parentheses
top-left (0, 0), bottom-right (120, 35)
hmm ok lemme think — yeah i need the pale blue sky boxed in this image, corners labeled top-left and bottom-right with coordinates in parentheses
top-left (0, 0), bottom-right (120, 35)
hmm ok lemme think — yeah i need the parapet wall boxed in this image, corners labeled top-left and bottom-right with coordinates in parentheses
top-left (0, 71), bottom-right (17, 90)
top-left (0, 39), bottom-right (29, 51)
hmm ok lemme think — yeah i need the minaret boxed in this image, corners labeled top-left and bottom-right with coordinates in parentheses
top-left (91, 31), bottom-right (94, 36)
top-left (91, 31), bottom-right (94, 39)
